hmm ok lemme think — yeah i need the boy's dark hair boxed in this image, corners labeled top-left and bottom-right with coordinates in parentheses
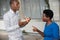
top-left (10, 0), bottom-right (19, 5)
top-left (43, 9), bottom-right (54, 19)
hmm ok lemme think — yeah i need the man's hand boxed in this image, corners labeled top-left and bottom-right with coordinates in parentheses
top-left (25, 17), bottom-right (31, 23)
top-left (18, 17), bottom-right (31, 27)
top-left (32, 26), bottom-right (38, 32)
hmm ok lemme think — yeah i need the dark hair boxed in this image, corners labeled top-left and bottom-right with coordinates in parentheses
top-left (10, 0), bottom-right (19, 5)
top-left (43, 9), bottom-right (54, 19)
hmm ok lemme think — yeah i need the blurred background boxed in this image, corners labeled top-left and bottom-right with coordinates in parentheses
top-left (0, 0), bottom-right (60, 40)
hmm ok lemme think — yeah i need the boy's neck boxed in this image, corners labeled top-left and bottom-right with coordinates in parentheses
top-left (47, 20), bottom-right (52, 25)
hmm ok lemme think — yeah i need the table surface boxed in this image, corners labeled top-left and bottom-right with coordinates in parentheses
top-left (0, 30), bottom-right (43, 40)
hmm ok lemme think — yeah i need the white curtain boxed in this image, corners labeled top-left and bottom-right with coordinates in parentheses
top-left (20, 0), bottom-right (46, 19)
top-left (0, 0), bottom-right (10, 19)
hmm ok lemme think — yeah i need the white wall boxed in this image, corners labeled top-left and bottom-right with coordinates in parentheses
top-left (49, 0), bottom-right (60, 20)
top-left (0, 20), bottom-right (5, 30)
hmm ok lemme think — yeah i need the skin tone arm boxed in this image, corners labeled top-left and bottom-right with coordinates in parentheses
top-left (33, 26), bottom-right (44, 37)
top-left (18, 17), bottom-right (31, 27)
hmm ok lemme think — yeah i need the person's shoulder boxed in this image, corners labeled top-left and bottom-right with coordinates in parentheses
top-left (52, 21), bottom-right (59, 28)
top-left (52, 22), bottom-right (58, 25)
top-left (3, 10), bottom-right (10, 18)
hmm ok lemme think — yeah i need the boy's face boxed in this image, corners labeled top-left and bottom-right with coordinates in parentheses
top-left (42, 13), bottom-right (49, 22)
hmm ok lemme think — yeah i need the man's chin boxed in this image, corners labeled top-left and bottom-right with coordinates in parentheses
top-left (16, 9), bottom-right (19, 11)
top-left (17, 9), bottom-right (19, 11)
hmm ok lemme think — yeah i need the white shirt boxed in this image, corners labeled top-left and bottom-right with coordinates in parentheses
top-left (3, 9), bottom-right (23, 40)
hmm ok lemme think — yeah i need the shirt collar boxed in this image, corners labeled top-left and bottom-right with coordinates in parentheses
top-left (9, 8), bottom-right (19, 15)
top-left (45, 21), bottom-right (54, 27)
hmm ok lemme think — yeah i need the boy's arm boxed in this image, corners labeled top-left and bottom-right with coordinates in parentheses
top-left (33, 26), bottom-right (44, 37)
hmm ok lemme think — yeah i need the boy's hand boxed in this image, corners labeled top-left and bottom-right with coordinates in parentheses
top-left (32, 26), bottom-right (38, 32)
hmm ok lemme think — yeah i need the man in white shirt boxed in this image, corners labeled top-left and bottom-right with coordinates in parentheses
top-left (3, 0), bottom-right (31, 40)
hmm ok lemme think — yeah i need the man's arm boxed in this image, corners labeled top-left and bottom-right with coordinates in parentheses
top-left (18, 21), bottom-right (29, 27)
top-left (18, 17), bottom-right (31, 27)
